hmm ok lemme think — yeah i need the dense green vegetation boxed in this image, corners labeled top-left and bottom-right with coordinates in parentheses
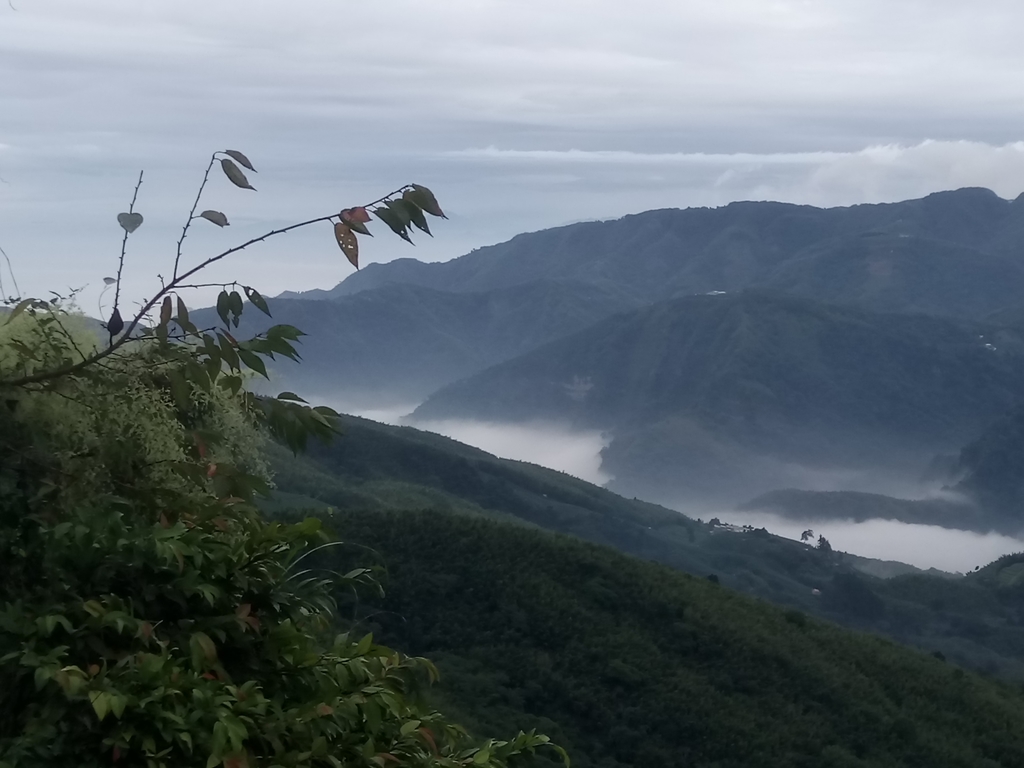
top-left (292, 507), bottom-right (1024, 768)
top-left (0, 164), bottom-right (559, 768)
top-left (270, 413), bottom-right (1024, 680)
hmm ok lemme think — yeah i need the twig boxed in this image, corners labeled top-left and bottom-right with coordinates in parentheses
top-left (175, 154), bottom-right (217, 281)
top-left (175, 281), bottom-right (239, 291)
top-left (0, 243), bottom-right (21, 301)
top-left (113, 171), bottom-right (144, 310)
top-left (0, 185), bottom-right (408, 388)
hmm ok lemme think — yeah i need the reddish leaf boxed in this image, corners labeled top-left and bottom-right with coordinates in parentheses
top-left (235, 603), bottom-right (252, 619)
top-left (159, 513), bottom-right (170, 529)
top-left (346, 206), bottom-right (371, 223)
top-left (334, 221), bottom-right (359, 269)
top-left (419, 728), bottom-right (439, 756)
top-left (316, 703), bottom-right (334, 716)
top-left (341, 209), bottom-right (373, 236)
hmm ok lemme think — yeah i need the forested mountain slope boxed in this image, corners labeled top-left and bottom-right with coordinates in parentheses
top-left (194, 279), bottom-right (638, 402)
top-left (414, 291), bottom-right (1024, 505)
top-left (200, 188), bottom-right (1024, 402)
top-left (269, 415), bottom-right (1024, 680)
top-left (294, 508), bottom-right (1024, 768)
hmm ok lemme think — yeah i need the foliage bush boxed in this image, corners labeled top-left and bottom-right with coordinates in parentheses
top-left (0, 154), bottom-right (563, 768)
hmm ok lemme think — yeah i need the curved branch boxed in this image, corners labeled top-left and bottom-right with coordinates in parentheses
top-left (113, 170), bottom-right (144, 310)
top-left (0, 185), bottom-right (409, 389)
top-left (174, 154), bottom-right (217, 281)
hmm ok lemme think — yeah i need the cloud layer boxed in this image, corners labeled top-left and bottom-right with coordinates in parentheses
top-left (3, 0), bottom-right (1024, 308)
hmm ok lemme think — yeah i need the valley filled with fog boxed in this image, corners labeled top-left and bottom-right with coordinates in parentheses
top-left (317, 397), bottom-right (1024, 574)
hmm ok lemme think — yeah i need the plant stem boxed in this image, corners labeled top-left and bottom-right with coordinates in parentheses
top-left (113, 170), bottom-right (144, 310)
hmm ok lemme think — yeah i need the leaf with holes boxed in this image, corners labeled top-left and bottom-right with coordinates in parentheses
top-left (199, 210), bottom-right (230, 227)
top-left (334, 222), bottom-right (359, 268)
top-left (243, 286), bottom-right (271, 316)
top-left (220, 159), bottom-right (255, 190)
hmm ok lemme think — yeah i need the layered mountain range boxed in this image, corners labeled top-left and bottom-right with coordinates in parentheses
top-left (199, 187), bottom-right (1024, 531)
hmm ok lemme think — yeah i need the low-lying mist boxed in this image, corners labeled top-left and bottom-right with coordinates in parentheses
top-left (722, 510), bottom-right (1022, 574)
top-left (310, 397), bottom-right (1024, 573)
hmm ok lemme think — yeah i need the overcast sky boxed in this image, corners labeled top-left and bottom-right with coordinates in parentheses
top-left (4, 0), bottom-right (1024, 310)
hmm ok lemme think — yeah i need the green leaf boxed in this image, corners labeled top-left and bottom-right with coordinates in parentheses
top-left (276, 392), bottom-right (308, 403)
top-left (228, 291), bottom-right (244, 327)
top-left (223, 149), bottom-right (256, 172)
top-left (199, 210), bottom-right (230, 227)
top-left (237, 348), bottom-right (268, 379)
top-left (220, 158), bottom-right (256, 190)
top-left (5, 298), bottom-right (34, 325)
top-left (218, 334), bottom-right (239, 371)
top-left (117, 212), bottom-right (144, 233)
top-left (385, 199), bottom-right (413, 227)
top-left (216, 292), bottom-right (232, 328)
top-left (400, 720), bottom-right (421, 736)
top-left (354, 632), bottom-right (374, 656)
top-left (168, 368), bottom-right (192, 411)
top-left (409, 184), bottom-right (446, 218)
top-left (373, 208), bottom-right (413, 244)
top-left (401, 192), bottom-right (432, 236)
top-left (90, 691), bottom-right (111, 721)
top-left (176, 296), bottom-right (190, 328)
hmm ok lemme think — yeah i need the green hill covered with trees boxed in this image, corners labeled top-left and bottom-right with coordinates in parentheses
top-left (270, 413), bottom-right (1024, 681)
top-left (413, 291), bottom-right (1024, 506)
top-left (298, 508), bottom-right (1024, 768)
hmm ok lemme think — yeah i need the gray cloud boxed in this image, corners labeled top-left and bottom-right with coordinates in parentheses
top-left (3, 0), bottom-right (1024, 310)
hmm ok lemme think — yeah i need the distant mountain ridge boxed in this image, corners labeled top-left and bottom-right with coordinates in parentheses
top-left (194, 278), bottom-right (639, 403)
top-left (282, 187), bottom-right (1024, 320)
top-left (413, 291), bottom-right (1024, 506)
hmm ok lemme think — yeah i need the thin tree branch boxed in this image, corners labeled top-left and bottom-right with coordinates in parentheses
top-left (0, 185), bottom-right (409, 388)
top-left (175, 154), bottom-right (217, 281)
top-left (113, 171), bottom-right (144, 310)
top-left (0, 243), bottom-right (21, 301)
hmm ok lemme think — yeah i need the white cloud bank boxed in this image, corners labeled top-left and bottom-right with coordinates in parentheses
top-left (3, 0), bottom-right (1024, 307)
